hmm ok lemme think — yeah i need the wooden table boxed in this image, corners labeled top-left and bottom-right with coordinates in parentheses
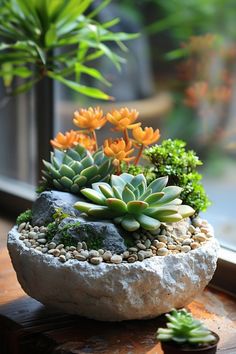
top-left (1, 237), bottom-right (236, 353)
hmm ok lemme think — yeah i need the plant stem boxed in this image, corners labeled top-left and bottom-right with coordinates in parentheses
top-left (91, 129), bottom-right (98, 150)
top-left (124, 128), bottom-right (129, 144)
top-left (134, 144), bottom-right (144, 165)
top-left (116, 162), bottom-right (121, 175)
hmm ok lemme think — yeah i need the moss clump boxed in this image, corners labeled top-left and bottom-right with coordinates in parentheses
top-left (59, 222), bottom-right (81, 247)
top-left (45, 208), bottom-right (70, 242)
top-left (145, 139), bottom-right (211, 214)
top-left (16, 209), bottom-right (32, 225)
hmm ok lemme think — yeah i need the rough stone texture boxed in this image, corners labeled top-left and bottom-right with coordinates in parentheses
top-left (8, 225), bottom-right (219, 321)
top-left (53, 217), bottom-right (127, 254)
top-left (167, 218), bottom-right (191, 237)
top-left (32, 191), bottom-right (82, 226)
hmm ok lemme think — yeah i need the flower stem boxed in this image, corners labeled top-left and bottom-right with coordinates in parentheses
top-left (134, 144), bottom-right (144, 165)
top-left (116, 162), bottom-right (121, 175)
top-left (124, 129), bottom-right (129, 144)
top-left (91, 130), bottom-right (98, 151)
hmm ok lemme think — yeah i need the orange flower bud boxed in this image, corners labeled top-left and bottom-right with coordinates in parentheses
top-left (50, 130), bottom-right (79, 150)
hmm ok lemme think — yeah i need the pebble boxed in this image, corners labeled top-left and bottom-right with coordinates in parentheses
top-left (188, 225), bottom-right (196, 234)
top-left (28, 231), bottom-right (37, 239)
top-left (200, 227), bottom-right (209, 234)
top-left (33, 226), bottom-right (39, 232)
top-left (137, 243), bottom-right (146, 250)
top-left (90, 256), bottom-right (103, 265)
top-left (181, 245), bottom-right (191, 253)
top-left (145, 239), bottom-right (151, 248)
top-left (72, 250), bottom-right (79, 257)
top-left (59, 255), bottom-right (66, 263)
top-left (53, 249), bottom-right (61, 257)
top-left (41, 247), bottom-right (48, 253)
top-left (56, 244), bottom-right (64, 250)
top-left (160, 229), bottom-right (166, 235)
top-left (122, 251), bottom-right (130, 259)
top-left (38, 233), bottom-right (46, 238)
top-left (194, 233), bottom-right (207, 242)
top-left (77, 242), bottom-right (83, 250)
top-left (48, 249), bottom-right (55, 255)
top-left (127, 256), bottom-right (136, 263)
top-left (80, 250), bottom-right (89, 258)
top-left (60, 249), bottom-right (67, 256)
top-left (18, 223), bottom-right (26, 233)
top-left (69, 246), bottom-right (76, 251)
top-left (35, 247), bottom-right (42, 252)
top-left (191, 242), bottom-right (200, 250)
top-left (110, 255), bottom-right (123, 264)
top-left (154, 241), bottom-right (166, 249)
top-left (206, 233), bottom-right (213, 238)
top-left (48, 242), bottom-right (56, 249)
top-left (129, 247), bottom-right (138, 252)
top-left (89, 250), bottom-right (99, 258)
top-left (138, 252), bottom-right (145, 261)
top-left (157, 235), bottom-right (168, 243)
top-left (38, 238), bottom-right (47, 244)
top-left (98, 249), bottom-right (104, 255)
top-left (82, 241), bottom-right (87, 250)
top-left (157, 248), bottom-right (168, 256)
top-left (75, 254), bottom-right (87, 261)
top-left (19, 235), bottom-right (25, 240)
top-left (167, 244), bottom-right (176, 250)
top-left (182, 238), bottom-right (192, 245)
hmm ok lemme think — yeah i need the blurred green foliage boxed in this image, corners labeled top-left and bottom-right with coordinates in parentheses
top-left (16, 209), bottom-right (32, 225)
top-left (0, 0), bottom-right (138, 99)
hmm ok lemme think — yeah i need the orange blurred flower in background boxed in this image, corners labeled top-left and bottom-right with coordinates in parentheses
top-left (211, 86), bottom-right (232, 103)
top-left (106, 107), bottom-right (140, 131)
top-left (132, 126), bottom-right (160, 146)
top-left (50, 130), bottom-right (79, 150)
top-left (73, 107), bottom-right (106, 130)
top-left (104, 138), bottom-right (134, 164)
top-left (184, 82), bottom-right (208, 107)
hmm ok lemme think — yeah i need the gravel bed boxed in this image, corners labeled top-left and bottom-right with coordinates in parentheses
top-left (16, 218), bottom-right (213, 265)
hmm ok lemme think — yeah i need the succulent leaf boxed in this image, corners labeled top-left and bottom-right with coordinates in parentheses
top-left (74, 173), bottom-right (195, 232)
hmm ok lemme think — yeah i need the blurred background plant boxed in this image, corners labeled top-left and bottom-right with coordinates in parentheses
top-left (0, 0), bottom-right (137, 99)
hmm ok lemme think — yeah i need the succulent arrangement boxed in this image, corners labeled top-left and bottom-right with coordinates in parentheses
top-left (157, 309), bottom-right (217, 346)
top-left (74, 173), bottom-right (194, 231)
top-left (38, 106), bottom-right (211, 233)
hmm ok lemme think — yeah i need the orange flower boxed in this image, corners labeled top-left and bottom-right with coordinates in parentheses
top-left (103, 138), bottom-right (134, 163)
top-left (211, 86), bottom-right (232, 103)
top-left (50, 130), bottom-right (79, 150)
top-left (132, 126), bottom-right (160, 146)
top-left (73, 107), bottom-right (106, 130)
top-left (106, 107), bottom-right (141, 131)
top-left (76, 133), bottom-right (96, 152)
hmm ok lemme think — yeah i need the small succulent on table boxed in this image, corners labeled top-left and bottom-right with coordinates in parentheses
top-left (74, 173), bottom-right (195, 232)
top-left (157, 309), bottom-right (219, 354)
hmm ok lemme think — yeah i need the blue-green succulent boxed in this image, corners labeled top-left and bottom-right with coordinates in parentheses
top-left (42, 145), bottom-right (114, 194)
top-left (74, 173), bottom-right (195, 232)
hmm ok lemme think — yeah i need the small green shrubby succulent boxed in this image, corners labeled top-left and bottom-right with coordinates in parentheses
top-left (41, 144), bottom-right (114, 194)
top-left (157, 309), bottom-right (216, 345)
top-left (74, 173), bottom-right (194, 232)
top-left (145, 139), bottom-right (211, 214)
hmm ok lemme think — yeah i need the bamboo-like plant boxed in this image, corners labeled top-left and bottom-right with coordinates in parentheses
top-left (0, 0), bottom-right (138, 99)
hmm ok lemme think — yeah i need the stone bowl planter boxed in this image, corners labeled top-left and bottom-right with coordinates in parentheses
top-left (8, 226), bottom-right (219, 321)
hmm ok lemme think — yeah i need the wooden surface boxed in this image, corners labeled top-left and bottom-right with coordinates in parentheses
top-left (1, 217), bottom-right (236, 354)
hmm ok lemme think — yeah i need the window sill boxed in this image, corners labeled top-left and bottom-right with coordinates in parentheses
top-left (210, 246), bottom-right (236, 297)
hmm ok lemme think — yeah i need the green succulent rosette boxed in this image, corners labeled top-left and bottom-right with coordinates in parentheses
top-left (74, 173), bottom-right (195, 232)
top-left (42, 144), bottom-right (114, 194)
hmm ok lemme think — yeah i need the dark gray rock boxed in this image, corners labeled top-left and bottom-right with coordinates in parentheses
top-left (32, 191), bottom-right (83, 226)
top-left (52, 216), bottom-right (128, 254)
